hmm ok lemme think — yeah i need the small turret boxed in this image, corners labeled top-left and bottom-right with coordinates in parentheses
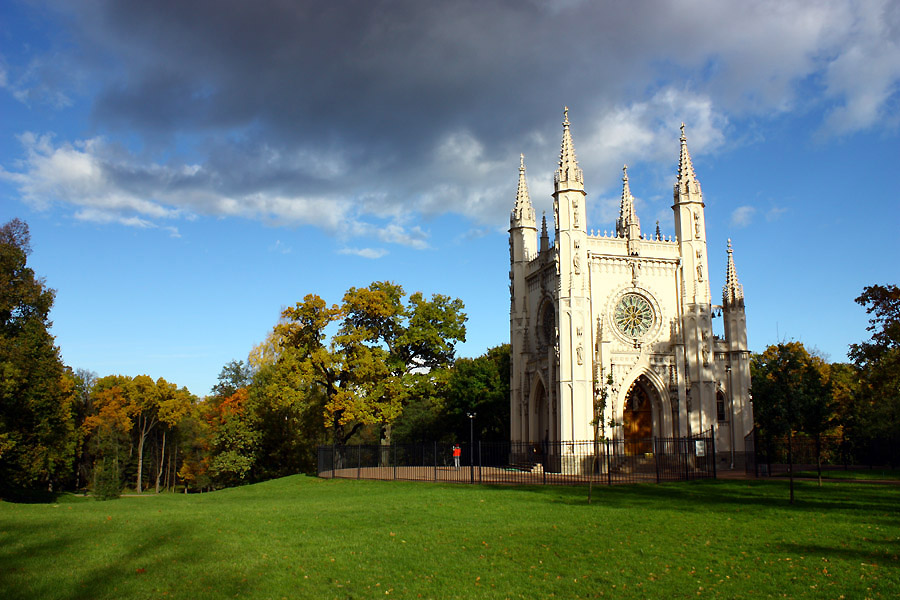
top-left (675, 123), bottom-right (702, 199)
top-left (616, 165), bottom-right (641, 255)
top-left (540, 212), bottom-right (549, 252)
top-left (723, 239), bottom-right (744, 309)
top-left (511, 154), bottom-right (536, 229)
top-left (555, 107), bottom-right (584, 191)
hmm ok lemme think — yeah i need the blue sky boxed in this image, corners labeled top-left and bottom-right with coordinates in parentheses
top-left (2, 0), bottom-right (898, 396)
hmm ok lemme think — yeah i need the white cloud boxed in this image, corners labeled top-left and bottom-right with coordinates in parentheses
top-left (766, 206), bottom-right (788, 222)
top-left (731, 206), bottom-right (757, 228)
top-left (338, 247), bottom-right (388, 259)
top-left (268, 240), bottom-right (292, 254)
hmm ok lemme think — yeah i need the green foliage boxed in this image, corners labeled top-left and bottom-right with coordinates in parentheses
top-left (210, 360), bottom-right (252, 398)
top-left (207, 388), bottom-right (259, 486)
top-left (275, 281), bottom-right (466, 445)
top-left (849, 284), bottom-right (900, 463)
top-left (248, 351), bottom-right (327, 477)
top-left (751, 342), bottom-right (832, 439)
top-left (0, 219), bottom-right (77, 491)
top-left (1, 477), bottom-right (898, 598)
top-left (443, 344), bottom-right (510, 442)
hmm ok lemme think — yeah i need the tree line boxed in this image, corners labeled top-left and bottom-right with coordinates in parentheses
top-left (0, 219), bottom-right (509, 498)
top-left (750, 283), bottom-right (900, 486)
top-left (2, 217), bottom-right (897, 498)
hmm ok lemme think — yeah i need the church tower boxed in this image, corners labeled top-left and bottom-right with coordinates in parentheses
top-left (672, 125), bottom-right (716, 437)
top-left (509, 154), bottom-right (537, 442)
top-left (553, 108), bottom-right (592, 445)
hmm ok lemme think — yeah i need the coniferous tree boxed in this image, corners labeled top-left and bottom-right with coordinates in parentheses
top-left (0, 219), bottom-right (77, 491)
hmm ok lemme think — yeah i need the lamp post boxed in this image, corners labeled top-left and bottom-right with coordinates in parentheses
top-left (467, 412), bottom-right (476, 483)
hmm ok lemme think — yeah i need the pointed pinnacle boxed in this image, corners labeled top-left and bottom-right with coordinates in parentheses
top-left (676, 124), bottom-right (700, 195)
top-left (723, 239), bottom-right (744, 305)
top-left (556, 107), bottom-right (583, 185)
top-left (512, 153), bottom-right (535, 226)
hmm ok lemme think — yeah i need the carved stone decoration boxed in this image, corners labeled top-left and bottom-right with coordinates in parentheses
top-left (576, 344), bottom-right (583, 365)
top-left (573, 241), bottom-right (581, 275)
top-left (573, 198), bottom-right (580, 227)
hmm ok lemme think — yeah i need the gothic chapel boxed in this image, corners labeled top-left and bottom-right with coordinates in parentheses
top-left (509, 109), bottom-right (753, 469)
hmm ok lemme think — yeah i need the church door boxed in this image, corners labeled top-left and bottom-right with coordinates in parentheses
top-left (623, 377), bottom-right (654, 454)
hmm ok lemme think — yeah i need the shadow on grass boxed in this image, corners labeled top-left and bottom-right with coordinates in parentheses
top-left (0, 486), bottom-right (69, 504)
top-left (476, 478), bottom-right (900, 515)
top-left (777, 540), bottom-right (900, 563)
top-left (0, 508), bottom-right (257, 600)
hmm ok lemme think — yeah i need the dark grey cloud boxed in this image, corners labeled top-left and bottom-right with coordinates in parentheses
top-left (4, 0), bottom-right (899, 239)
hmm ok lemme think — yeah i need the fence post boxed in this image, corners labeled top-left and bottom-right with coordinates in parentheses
top-left (331, 443), bottom-right (336, 479)
top-left (478, 441), bottom-right (482, 484)
top-left (654, 437), bottom-right (660, 483)
top-left (393, 444), bottom-right (397, 480)
top-left (711, 429), bottom-right (717, 479)
top-left (684, 438), bottom-right (689, 481)
top-left (606, 439), bottom-right (612, 486)
top-left (357, 445), bottom-right (361, 480)
top-left (434, 441), bottom-right (437, 481)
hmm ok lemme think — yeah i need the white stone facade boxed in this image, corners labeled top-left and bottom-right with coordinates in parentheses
top-left (509, 110), bottom-right (753, 469)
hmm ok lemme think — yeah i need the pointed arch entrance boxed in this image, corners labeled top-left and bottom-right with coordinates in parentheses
top-left (623, 375), bottom-right (658, 454)
top-left (530, 377), bottom-right (550, 445)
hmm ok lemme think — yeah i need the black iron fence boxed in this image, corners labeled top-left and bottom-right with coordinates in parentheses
top-left (317, 431), bottom-right (715, 485)
top-left (745, 429), bottom-right (899, 476)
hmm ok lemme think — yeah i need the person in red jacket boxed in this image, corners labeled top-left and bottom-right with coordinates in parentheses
top-left (452, 444), bottom-right (461, 470)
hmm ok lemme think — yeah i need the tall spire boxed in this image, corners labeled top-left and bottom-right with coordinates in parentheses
top-left (616, 164), bottom-right (640, 237)
top-left (511, 153), bottom-right (536, 227)
top-left (555, 107), bottom-right (583, 187)
top-left (723, 239), bottom-right (744, 307)
top-left (675, 123), bottom-right (701, 197)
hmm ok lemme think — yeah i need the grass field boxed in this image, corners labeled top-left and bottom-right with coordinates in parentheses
top-left (776, 468), bottom-right (900, 481)
top-left (2, 476), bottom-right (899, 599)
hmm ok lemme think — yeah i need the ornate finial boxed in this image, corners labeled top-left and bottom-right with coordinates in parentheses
top-left (617, 162), bottom-right (639, 238)
top-left (723, 239), bottom-right (744, 306)
top-left (555, 106), bottom-right (582, 186)
top-left (511, 153), bottom-right (535, 226)
top-left (675, 122), bottom-right (700, 196)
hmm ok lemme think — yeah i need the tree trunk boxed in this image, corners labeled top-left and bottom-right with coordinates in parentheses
top-left (815, 434), bottom-right (822, 487)
top-left (155, 429), bottom-right (166, 493)
top-left (788, 429), bottom-right (794, 505)
top-left (135, 414), bottom-right (157, 494)
top-left (136, 430), bottom-right (145, 494)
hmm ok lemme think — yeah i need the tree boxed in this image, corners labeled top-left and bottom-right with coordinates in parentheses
top-left (275, 282), bottom-right (466, 445)
top-left (207, 388), bottom-right (259, 486)
top-left (247, 351), bottom-right (326, 478)
top-left (82, 383), bottom-right (135, 499)
top-left (0, 219), bottom-right (77, 491)
top-left (750, 342), bottom-right (832, 500)
top-left (443, 345), bottom-right (511, 443)
top-left (154, 380), bottom-right (193, 493)
top-left (211, 360), bottom-right (252, 398)
top-left (849, 284), bottom-right (900, 466)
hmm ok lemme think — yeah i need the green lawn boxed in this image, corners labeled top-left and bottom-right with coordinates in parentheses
top-left (2, 476), bottom-right (898, 599)
top-left (779, 468), bottom-right (900, 481)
